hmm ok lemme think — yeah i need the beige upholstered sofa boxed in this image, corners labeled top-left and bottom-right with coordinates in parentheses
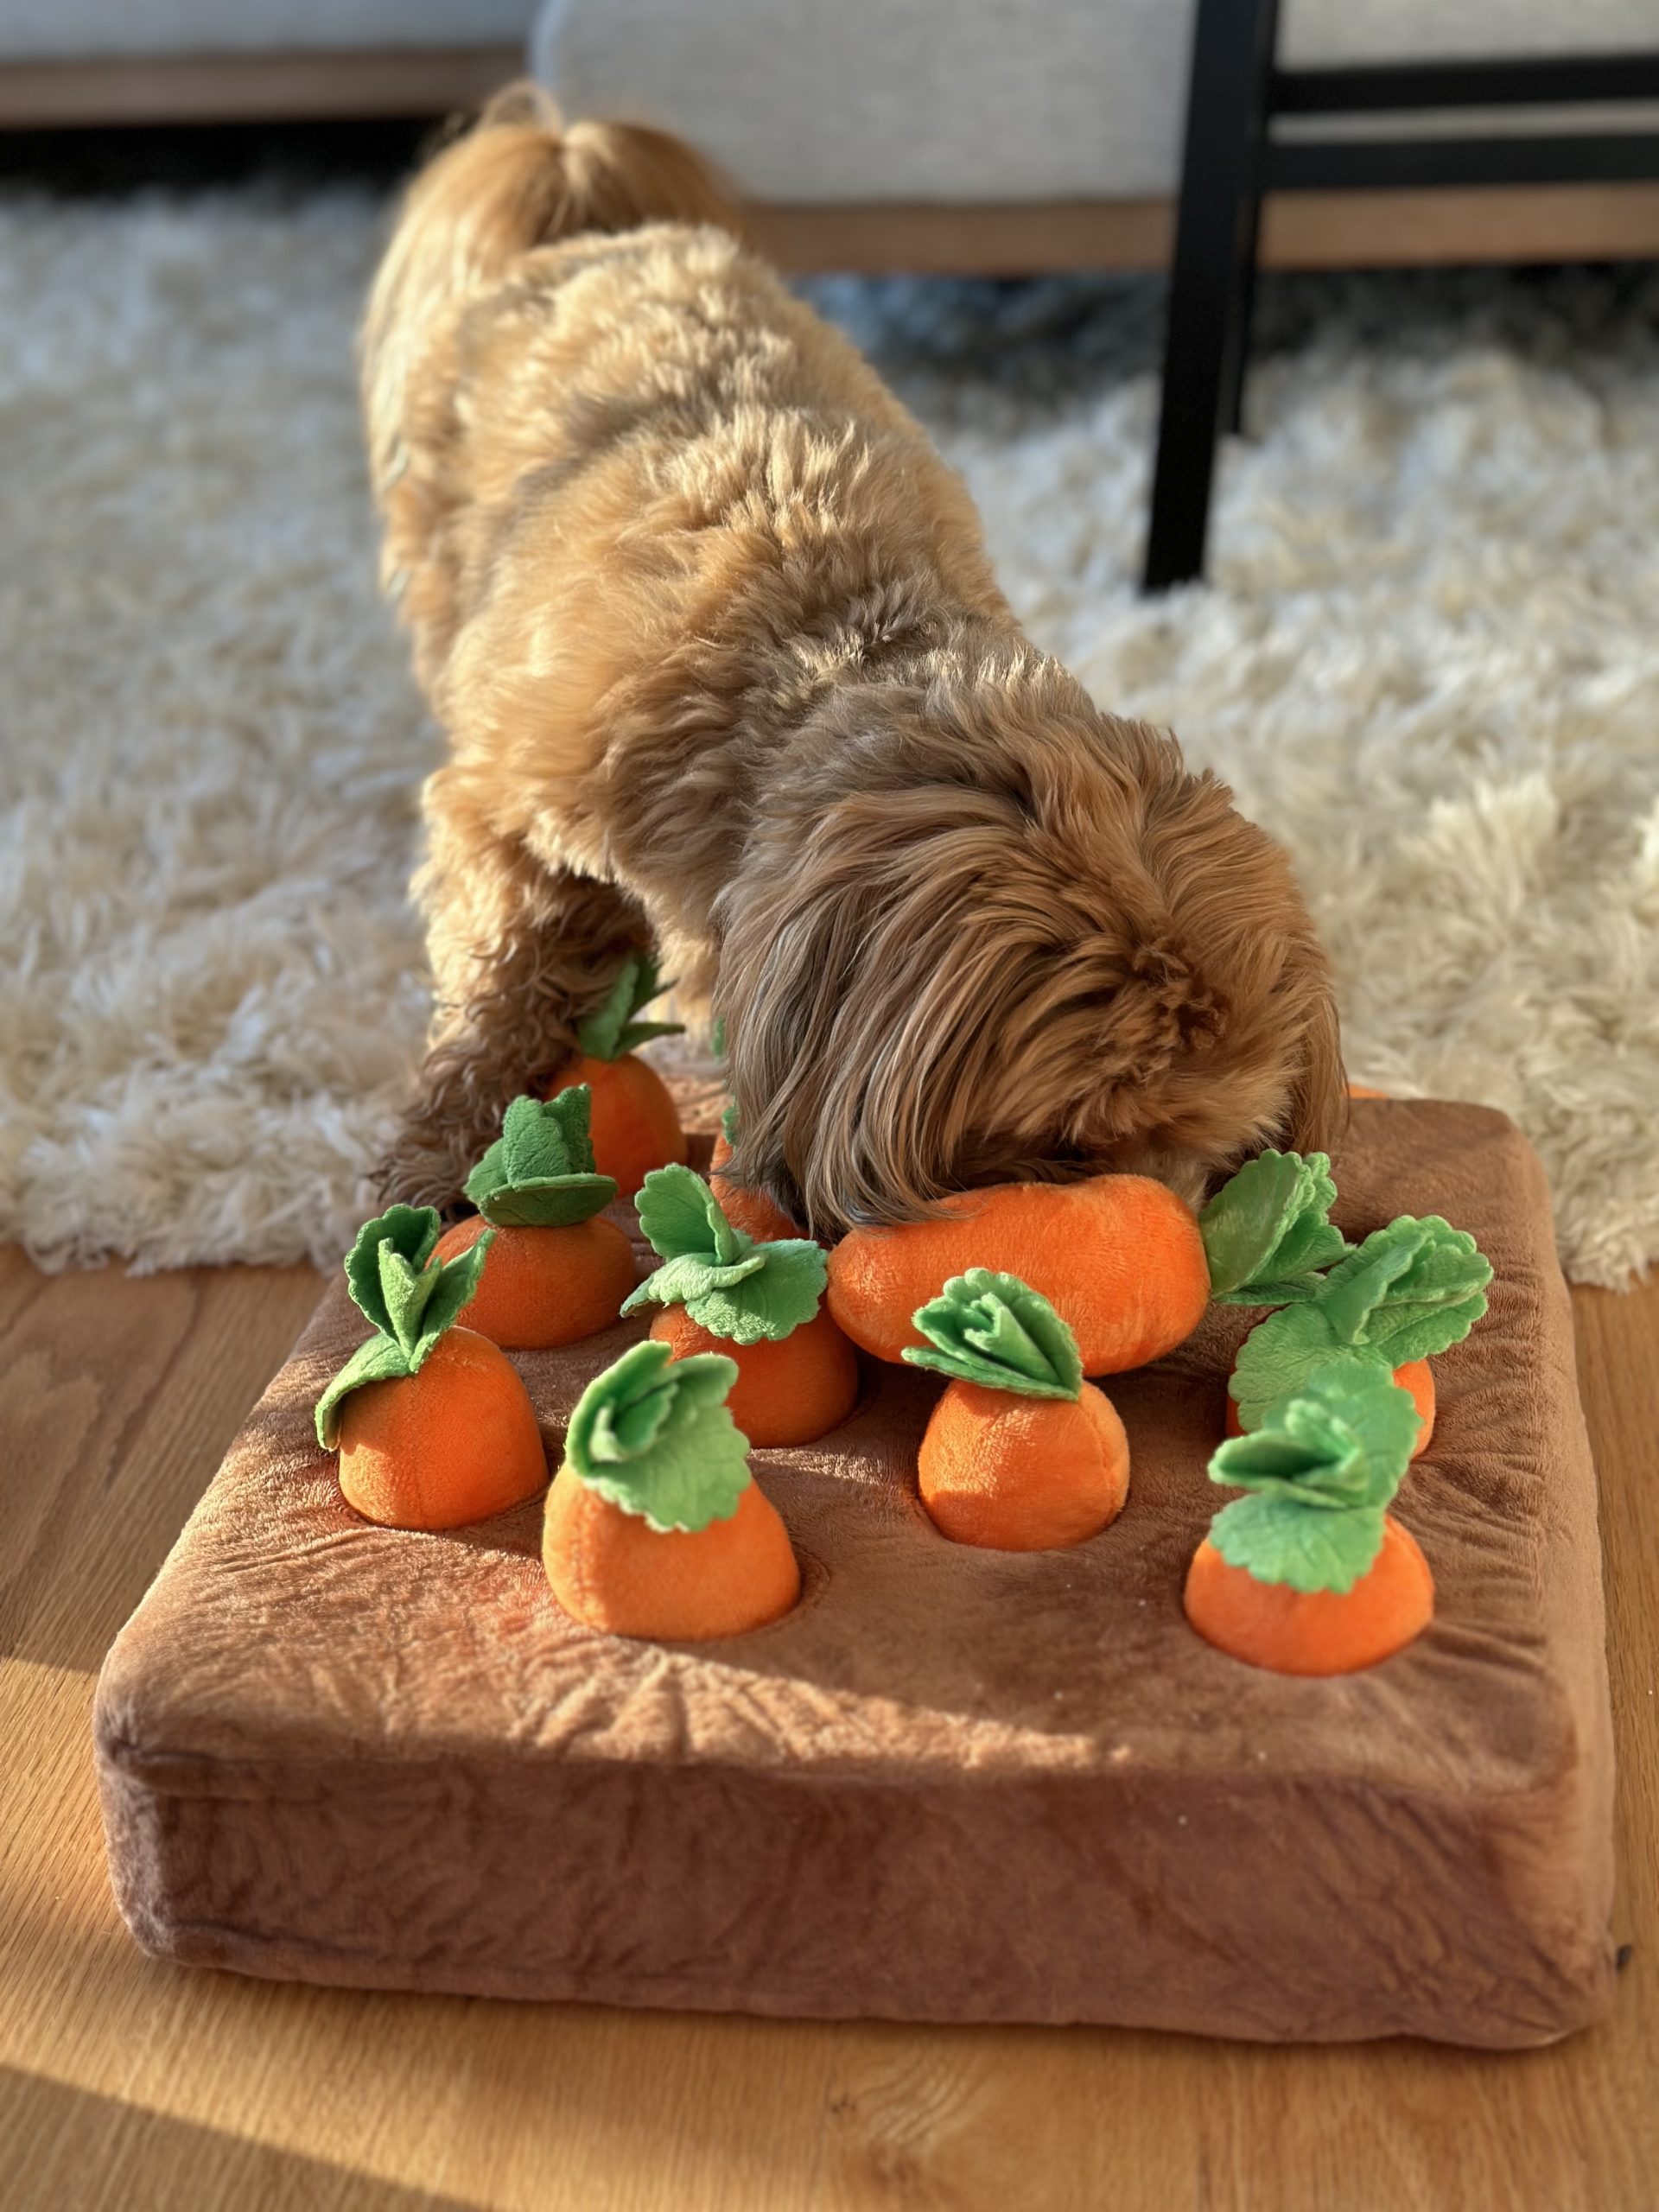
top-left (3, 0), bottom-right (1656, 272)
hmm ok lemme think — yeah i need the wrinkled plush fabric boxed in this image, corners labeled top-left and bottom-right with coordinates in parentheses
top-left (95, 1103), bottom-right (1615, 2045)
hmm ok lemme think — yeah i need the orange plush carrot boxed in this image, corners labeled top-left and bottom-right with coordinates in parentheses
top-left (1225, 1211), bottom-right (1491, 1456)
top-left (543, 1339), bottom-right (799, 1638)
top-left (709, 1104), bottom-right (801, 1243)
top-left (828, 1174), bottom-right (1209, 1375)
top-left (315, 1206), bottom-right (546, 1531)
top-left (830, 1145), bottom-right (1352, 1377)
top-left (1184, 1363), bottom-right (1434, 1675)
top-left (623, 1164), bottom-right (857, 1446)
top-left (905, 1271), bottom-right (1129, 1549)
top-left (647, 1302), bottom-right (856, 1445)
top-left (1186, 1516), bottom-right (1433, 1677)
top-left (433, 1088), bottom-right (635, 1349)
top-left (545, 954), bottom-right (688, 1198)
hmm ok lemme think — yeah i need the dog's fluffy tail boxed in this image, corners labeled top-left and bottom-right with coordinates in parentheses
top-left (361, 83), bottom-right (741, 626)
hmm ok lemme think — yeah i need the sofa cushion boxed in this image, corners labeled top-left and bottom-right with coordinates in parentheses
top-left (0, 0), bottom-right (537, 61)
top-left (531, 0), bottom-right (1658, 204)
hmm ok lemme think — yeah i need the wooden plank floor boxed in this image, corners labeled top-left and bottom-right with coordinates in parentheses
top-left (2, 1243), bottom-right (1654, 2211)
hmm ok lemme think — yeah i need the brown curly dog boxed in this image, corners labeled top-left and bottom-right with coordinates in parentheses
top-left (361, 84), bottom-right (1344, 1235)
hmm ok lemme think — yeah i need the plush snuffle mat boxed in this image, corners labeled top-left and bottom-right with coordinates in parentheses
top-left (95, 1100), bottom-right (1615, 2047)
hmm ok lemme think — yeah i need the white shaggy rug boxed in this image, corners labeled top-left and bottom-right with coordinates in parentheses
top-left (3, 192), bottom-right (1656, 1287)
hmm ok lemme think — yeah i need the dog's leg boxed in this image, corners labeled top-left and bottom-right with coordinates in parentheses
top-left (379, 767), bottom-right (649, 1209)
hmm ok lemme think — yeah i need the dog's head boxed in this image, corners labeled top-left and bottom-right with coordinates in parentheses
top-left (717, 658), bottom-right (1344, 1239)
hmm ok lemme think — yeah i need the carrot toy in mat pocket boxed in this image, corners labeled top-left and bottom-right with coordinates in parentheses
top-left (1221, 1199), bottom-right (1492, 1459)
top-left (545, 952), bottom-right (688, 1198)
top-left (543, 1339), bottom-right (800, 1639)
top-left (315, 1206), bottom-right (546, 1532)
top-left (1201, 1148), bottom-right (1428, 1454)
top-left (621, 1163), bottom-right (857, 1446)
top-left (904, 1270), bottom-right (1129, 1550)
top-left (1185, 1363), bottom-right (1434, 1675)
top-left (434, 1088), bottom-right (636, 1349)
top-left (709, 1102), bottom-right (801, 1243)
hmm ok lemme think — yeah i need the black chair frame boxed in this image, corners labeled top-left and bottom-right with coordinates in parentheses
top-left (1142, 0), bottom-right (1659, 591)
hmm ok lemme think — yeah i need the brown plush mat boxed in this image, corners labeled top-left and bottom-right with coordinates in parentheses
top-left (95, 1103), bottom-right (1616, 2047)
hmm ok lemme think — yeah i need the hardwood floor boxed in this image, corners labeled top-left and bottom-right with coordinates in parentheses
top-left (2, 1245), bottom-right (1654, 2210)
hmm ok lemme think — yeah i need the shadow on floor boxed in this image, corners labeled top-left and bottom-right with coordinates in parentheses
top-left (0, 2064), bottom-right (481, 2212)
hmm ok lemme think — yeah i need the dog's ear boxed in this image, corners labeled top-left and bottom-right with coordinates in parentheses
top-left (1284, 963), bottom-right (1347, 1154)
top-left (714, 847), bottom-right (870, 1235)
top-left (717, 789), bottom-right (1038, 1236)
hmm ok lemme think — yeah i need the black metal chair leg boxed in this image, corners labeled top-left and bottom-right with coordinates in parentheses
top-left (1220, 140), bottom-right (1267, 438)
top-left (1142, 0), bottom-right (1281, 592)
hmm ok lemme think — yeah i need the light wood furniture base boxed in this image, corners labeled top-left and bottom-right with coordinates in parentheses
top-left (2, 1230), bottom-right (1656, 2206)
top-left (0, 48), bottom-right (523, 129)
top-left (751, 183), bottom-right (1659, 273)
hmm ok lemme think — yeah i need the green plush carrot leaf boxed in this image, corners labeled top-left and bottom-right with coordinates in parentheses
top-left (673, 1241), bottom-right (825, 1344)
top-left (1230, 1212), bottom-right (1491, 1429)
top-left (1199, 1149), bottom-right (1351, 1305)
top-left (617, 1017), bottom-right (685, 1053)
top-left (1230, 1324), bottom-right (1385, 1430)
top-left (566, 1339), bottom-right (750, 1532)
top-left (904, 1269), bottom-right (1083, 1401)
top-left (621, 1247), bottom-right (767, 1311)
top-left (378, 1243), bottom-right (434, 1350)
top-left (576, 951), bottom-right (684, 1063)
top-left (1318, 1216), bottom-right (1492, 1361)
top-left (465, 1090), bottom-right (617, 1228)
top-left (317, 1207), bottom-right (493, 1448)
top-left (1212, 1363), bottom-right (1421, 1511)
top-left (623, 1165), bottom-right (829, 1345)
top-left (1205, 1363), bottom-right (1419, 1593)
top-left (710, 1014), bottom-right (728, 1061)
top-left (1209, 1496), bottom-right (1388, 1596)
top-left (635, 1161), bottom-right (747, 1267)
top-left (622, 1238), bottom-right (826, 1345)
top-left (344, 1204), bottom-right (439, 1337)
top-left (315, 1333), bottom-right (416, 1451)
top-left (393, 1235), bottom-right (492, 1360)
top-left (720, 1098), bottom-right (740, 1147)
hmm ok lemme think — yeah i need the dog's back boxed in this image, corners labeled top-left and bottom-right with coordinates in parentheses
top-left (361, 85), bottom-right (1001, 715)
top-left (361, 86), bottom-right (734, 685)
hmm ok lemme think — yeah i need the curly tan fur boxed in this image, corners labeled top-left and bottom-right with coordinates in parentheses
top-left (362, 83), bottom-right (1345, 1230)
